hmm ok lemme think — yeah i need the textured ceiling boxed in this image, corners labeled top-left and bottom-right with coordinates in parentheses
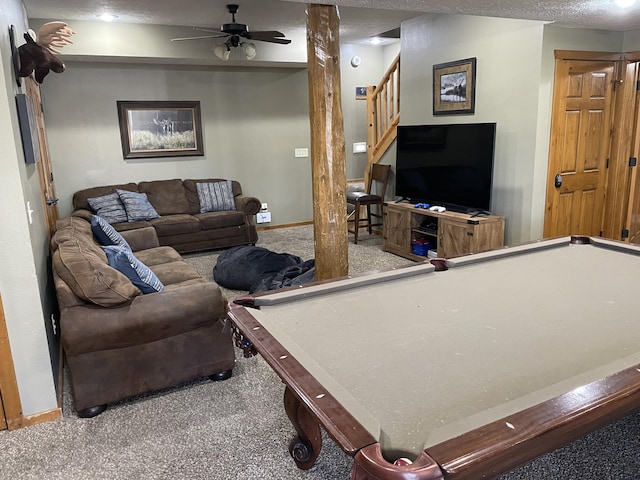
top-left (21, 0), bottom-right (640, 46)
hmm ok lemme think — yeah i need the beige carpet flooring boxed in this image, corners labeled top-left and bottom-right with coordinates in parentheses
top-left (1, 225), bottom-right (638, 480)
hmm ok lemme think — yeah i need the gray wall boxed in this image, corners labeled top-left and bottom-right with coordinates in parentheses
top-left (43, 44), bottom-right (398, 225)
top-left (399, 14), bottom-right (629, 245)
top-left (0, 0), bottom-right (58, 416)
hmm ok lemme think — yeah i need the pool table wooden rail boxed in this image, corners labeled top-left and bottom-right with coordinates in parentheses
top-left (228, 236), bottom-right (640, 479)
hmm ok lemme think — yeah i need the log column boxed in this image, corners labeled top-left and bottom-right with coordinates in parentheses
top-left (306, 4), bottom-right (348, 280)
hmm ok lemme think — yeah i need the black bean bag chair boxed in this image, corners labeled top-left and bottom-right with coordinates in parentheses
top-left (213, 246), bottom-right (303, 290)
top-left (250, 259), bottom-right (316, 293)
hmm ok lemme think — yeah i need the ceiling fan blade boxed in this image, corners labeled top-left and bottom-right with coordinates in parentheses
top-left (170, 34), bottom-right (228, 42)
top-left (244, 31), bottom-right (291, 44)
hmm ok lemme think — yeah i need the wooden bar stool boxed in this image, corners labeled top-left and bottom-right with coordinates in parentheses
top-left (347, 163), bottom-right (391, 244)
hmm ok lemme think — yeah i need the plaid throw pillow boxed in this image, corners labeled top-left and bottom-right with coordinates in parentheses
top-left (196, 181), bottom-right (236, 213)
top-left (87, 193), bottom-right (128, 224)
top-left (116, 189), bottom-right (160, 222)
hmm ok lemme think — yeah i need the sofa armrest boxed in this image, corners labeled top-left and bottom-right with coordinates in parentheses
top-left (120, 227), bottom-right (160, 251)
top-left (71, 208), bottom-right (93, 222)
top-left (61, 282), bottom-right (228, 355)
top-left (235, 195), bottom-right (261, 218)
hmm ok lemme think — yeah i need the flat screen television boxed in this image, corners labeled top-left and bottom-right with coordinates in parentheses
top-left (395, 122), bottom-right (496, 213)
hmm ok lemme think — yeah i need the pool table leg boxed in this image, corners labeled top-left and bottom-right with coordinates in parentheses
top-left (284, 386), bottom-right (322, 470)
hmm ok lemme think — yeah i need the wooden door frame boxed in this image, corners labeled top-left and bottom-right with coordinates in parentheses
top-left (545, 50), bottom-right (638, 240)
top-left (0, 294), bottom-right (23, 430)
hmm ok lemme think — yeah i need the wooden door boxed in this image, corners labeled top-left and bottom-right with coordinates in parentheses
top-left (24, 78), bottom-right (59, 235)
top-left (543, 58), bottom-right (616, 238)
top-left (624, 62), bottom-right (640, 243)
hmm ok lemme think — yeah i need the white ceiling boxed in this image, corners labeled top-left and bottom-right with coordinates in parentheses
top-left (21, 0), bottom-right (640, 47)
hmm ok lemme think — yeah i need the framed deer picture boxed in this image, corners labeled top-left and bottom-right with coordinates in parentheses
top-left (117, 101), bottom-right (204, 159)
top-left (433, 57), bottom-right (476, 115)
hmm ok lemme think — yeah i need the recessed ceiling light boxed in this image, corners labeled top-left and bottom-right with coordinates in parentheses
top-left (97, 13), bottom-right (118, 22)
top-left (369, 37), bottom-right (383, 45)
top-left (615, 0), bottom-right (635, 7)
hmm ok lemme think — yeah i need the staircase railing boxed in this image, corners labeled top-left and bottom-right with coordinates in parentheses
top-left (365, 53), bottom-right (400, 186)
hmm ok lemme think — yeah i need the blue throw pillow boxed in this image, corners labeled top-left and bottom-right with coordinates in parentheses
top-left (102, 245), bottom-right (165, 294)
top-left (197, 181), bottom-right (236, 213)
top-left (91, 215), bottom-right (131, 250)
top-left (116, 189), bottom-right (160, 222)
top-left (87, 192), bottom-right (128, 224)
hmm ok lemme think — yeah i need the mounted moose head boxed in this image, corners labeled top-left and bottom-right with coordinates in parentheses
top-left (17, 22), bottom-right (75, 84)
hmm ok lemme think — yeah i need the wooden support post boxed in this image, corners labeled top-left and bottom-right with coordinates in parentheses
top-left (306, 4), bottom-right (348, 280)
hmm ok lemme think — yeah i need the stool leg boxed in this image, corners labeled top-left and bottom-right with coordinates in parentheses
top-left (366, 205), bottom-right (373, 234)
top-left (353, 201), bottom-right (360, 244)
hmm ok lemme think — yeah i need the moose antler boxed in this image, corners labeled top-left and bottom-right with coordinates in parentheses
top-left (34, 21), bottom-right (76, 54)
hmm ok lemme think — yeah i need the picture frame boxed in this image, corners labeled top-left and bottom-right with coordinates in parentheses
top-left (116, 101), bottom-right (204, 159)
top-left (15, 94), bottom-right (41, 164)
top-left (433, 57), bottom-right (476, 115)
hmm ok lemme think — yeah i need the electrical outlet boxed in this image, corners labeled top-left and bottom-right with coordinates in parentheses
top-left (294, 148), bottom-right (309, 158)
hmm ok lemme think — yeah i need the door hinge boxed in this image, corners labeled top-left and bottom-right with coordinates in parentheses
top-left (637, 80), bottom-right (640, 91)
top-left (622, 229), bottom-right (630, 239)
top-left (606, 158), bottom-right (609, 168)
top-left (630, 157), bottom-right (637, 167)
top-left (599, 230), bottom-right (603, 237)
top-left (50, 172), bottom-right (54, 182)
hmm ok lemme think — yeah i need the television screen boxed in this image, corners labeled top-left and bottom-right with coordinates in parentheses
top-left (395, 123), bottom-right (496, 213)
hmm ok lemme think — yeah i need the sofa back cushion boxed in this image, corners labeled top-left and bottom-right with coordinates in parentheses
top-left (53, 239), bottom-right (141, 307)
top-left (52, 216), bottom-right (141, 306)
top-left (183, 178), bottom-right (242, 215)
top-left (73, 183), bottom-right (139, 212)
top-left (138, 179), bottom-right (190, 215)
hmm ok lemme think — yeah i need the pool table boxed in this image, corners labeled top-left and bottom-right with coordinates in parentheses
top-left (227, 236), bottom-right (640, 480)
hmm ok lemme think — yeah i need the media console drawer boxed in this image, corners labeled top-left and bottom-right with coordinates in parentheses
top-left (382, 202), bottom-right (505, 260)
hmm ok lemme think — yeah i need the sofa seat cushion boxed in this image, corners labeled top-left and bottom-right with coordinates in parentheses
top-left (53, 240), bottom-right (141, 306)
top-left (138, 179), bottom-right (190, 215)
top-left (149, 214), bottom-right (201, 236)
top-left (113, 220), bottom-right (153, 232)
top-left (196, 211), bottom-right (245, 230)
top-left (134, 246), bottom-right (183, 267)
top-left (151, 261), bottom-right (203, 286)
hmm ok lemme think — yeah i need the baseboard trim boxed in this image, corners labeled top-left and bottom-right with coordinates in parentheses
top-left (257, 220), bottom-right (313, 231)
top-left (19, 408), bottom-right (62, 429)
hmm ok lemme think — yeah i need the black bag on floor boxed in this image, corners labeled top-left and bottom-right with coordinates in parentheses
top-left (213, 246), bottom-right (303, 290)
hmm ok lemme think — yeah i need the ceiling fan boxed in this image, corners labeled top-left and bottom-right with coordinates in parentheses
top-left (171, 3), bottom-right (291, 60)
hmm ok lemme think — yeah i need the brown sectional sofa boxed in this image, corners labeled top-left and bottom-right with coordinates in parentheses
top-left (72, 178), bottom-right (261, 253)
top-left (51, 216), bottom-right (235, 417)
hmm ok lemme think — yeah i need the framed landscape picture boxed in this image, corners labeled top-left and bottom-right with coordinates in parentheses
top-left (117, 101), bottom-right (204, 159)
top-left (433, 57), bottom-right (476, 115)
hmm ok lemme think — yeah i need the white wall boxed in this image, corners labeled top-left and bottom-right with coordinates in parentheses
top-left (0, 0), bottom-right (58, 416)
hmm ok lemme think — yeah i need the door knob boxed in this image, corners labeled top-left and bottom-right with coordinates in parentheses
top-left (554, 174), bottom-right (562, 188)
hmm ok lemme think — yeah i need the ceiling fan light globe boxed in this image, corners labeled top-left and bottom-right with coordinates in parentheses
top-left (214, 44), bottom-right (230, 61)
top-left (243, 42), bottom-right (257, 60)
